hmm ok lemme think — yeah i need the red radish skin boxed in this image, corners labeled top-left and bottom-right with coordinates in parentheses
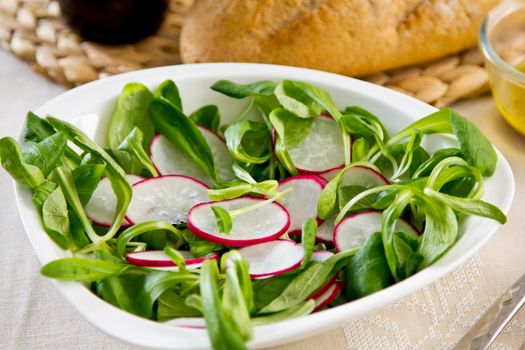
top-left (125, 175), bottom-right (210, 225)
top-left (86, 174), bottom-right (144, 228)
top-left (308, 275), bottom-right (337, 299)
top-left (126, 250), bottom-right (218, 268)
top-left (187, 196), bottom-right (290, 247)
top-left (334, 210), bottom-right (419, 252)
top-left (150, 127), bottom-right (234, 186)
top-left (311, 250), bottom-right (334, 263)
top-left (237, 240), bottom-right (305, 278)
top-left (313, 282), bottom-right (344, 312)
top-left (278, 175), bottom-right (327, 235)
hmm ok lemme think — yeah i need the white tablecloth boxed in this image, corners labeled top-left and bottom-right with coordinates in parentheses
top-left (1, 49), bottom-right (525, 350)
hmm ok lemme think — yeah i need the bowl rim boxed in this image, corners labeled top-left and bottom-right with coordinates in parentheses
top-left (13, 62), bottom-right (516, 349)
top-left (479, 0), bottom-right (525, 85)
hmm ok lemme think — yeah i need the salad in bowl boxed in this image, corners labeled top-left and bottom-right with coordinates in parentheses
top-left (1, 64), bottom-right (512, 349)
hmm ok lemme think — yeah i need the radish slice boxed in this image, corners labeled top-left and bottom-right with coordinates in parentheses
top-left (277, 175), bottom-right (327, 235)
top-left (320, 165), bottom-right (389, 187)
top-left (150, 127), bottom-right (235, 186)
top-left (334, 210), bottom-right (419, 252)
top-left (319, 167), bottom-right (341, 181)
top-left (309, 275), bottom-right (337, 299)
top-left (340, 165), bottom-right (389, 187)
top-left (85, 174), bottom-right (143, 227)
top-left (237, 240), bottom-right (304, 278)
top-left (311, 250), bottom-right (334, 263)
top-left (284, 115), bottom-right (349, 174)
top-left (187, 197), bottom-right (290, 247)
top-left (126, 250), bottom-right (218, 270)
top-left (125, 175), bottom-right (209, 225)
top-left (163, 318), bottom-right (206, 329)
top-left (313, 282), bottom-right (344, 311)
top-left (316, 217), bottom-right (336, 243)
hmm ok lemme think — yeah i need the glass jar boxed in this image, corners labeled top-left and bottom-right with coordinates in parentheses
top-left (480, 0), bottom-right (525, 135)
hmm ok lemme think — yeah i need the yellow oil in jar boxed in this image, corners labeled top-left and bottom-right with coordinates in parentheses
top-left (489, 60), bottom-right (525, 135)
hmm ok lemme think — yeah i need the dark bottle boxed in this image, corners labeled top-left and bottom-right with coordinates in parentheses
top-left (58, 0), bottom-right (168, 45)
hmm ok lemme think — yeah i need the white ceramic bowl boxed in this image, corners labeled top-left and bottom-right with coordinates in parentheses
top-left (14, 63), bottom-right (514, 349)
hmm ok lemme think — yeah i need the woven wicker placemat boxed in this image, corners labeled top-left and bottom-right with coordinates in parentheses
top-left (0, 0), bottom-right (490, 107)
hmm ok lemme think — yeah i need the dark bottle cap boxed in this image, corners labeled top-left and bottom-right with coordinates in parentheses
top-left (59, 0), bottom-right (168, 45)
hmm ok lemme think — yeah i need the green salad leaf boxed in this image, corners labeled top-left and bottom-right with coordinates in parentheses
top-left (46, 116), bottom-right (132, 242)
top-left (156, 79), bottom-right (182, 111)
top-left (157, 290), bottom-right (201, 321)
top-left (23, 132), bottom-right (67, 176)
top-left (260, 248), bottom-right (359, 313)
top-left (24, 111), bottom-right (55, 142)
top-left (450, 111), bottom-right (497, 177)
top-left (73, 163), bottom-right (106, 205)
top-left (190, 105), bottom-right (221, 133)
top-left (301, 218), bottom-right (318, 268)
top-left (117, 127), bottom-right (158, 177)
top-left (224, 120), bottom-right (271, 164)
top-left (345, 231), bottom-right (391, 299)
top-left (41, 186), bottom-right (71, 250)
top-left (107, 82), bottom-right (154, 173)
top-left (211, 80), bottom-right (276, 98)
top-left (150, 96), bottom-right (219, 184)
top-left (200, 259), bottom-right (247, 350)
top-left (416, 196), bottom-right (459, 269)
top-left (0, 137), bottom-right (44, 189)
top-left (389, 108), bottom-right (497, 177)
top-left (41, 257), bottom-right (131, 281)
top-left (211, 206), bottom-right (233, 234)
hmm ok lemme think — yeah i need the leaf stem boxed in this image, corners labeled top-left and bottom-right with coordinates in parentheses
top-left (228, 188), bottom-right (292, 219)
top-left (335, 185), bottom-right (406, 224)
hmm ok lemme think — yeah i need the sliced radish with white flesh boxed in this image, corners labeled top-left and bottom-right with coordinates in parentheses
top-left (85, 174), bottom-right (143, 227)
top-left (319, 167), bottom-right (341, 181)
top-left (311, 250), bottom-right (334, 263)
top-left (237, 240), bottom-right (304, 278)
top-left (163, 318), bottom-right (206, 329)
top-left (316, 217), bottom-right (336, 243)
top-left (187, 197), bottom-right (290, 247)
top-left (309, 275), bottom-right (337, 300)
top-left (313, 282), bottom-right (344, 312)
top-left (320, 165), bottom-right (389, 187)
top-left (150, 127), bottom-right (235, 186)
top-left (125, 175), bottom-right (209, 225)
top-left (126, 250), bottom-right (218, 270)
top-left (340, 165), bottom-right (389, 187)
top-left (277, 175), bottom-right (327, 235)
top-left (334, 210), bottom-right (419, 252)
top-left (285, 115), bottom-right (349, 174)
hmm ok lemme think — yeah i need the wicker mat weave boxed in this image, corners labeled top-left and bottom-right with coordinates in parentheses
top-left (0, 0), bottom-right (490, 107)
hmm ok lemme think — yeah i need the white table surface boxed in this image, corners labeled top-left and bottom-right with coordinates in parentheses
top-left (1, 49), bottom-right (525, 350)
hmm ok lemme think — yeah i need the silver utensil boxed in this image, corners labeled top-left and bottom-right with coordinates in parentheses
top-left (454, 272), bottom-right (525, 350)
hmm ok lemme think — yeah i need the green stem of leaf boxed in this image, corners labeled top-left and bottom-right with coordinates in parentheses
top-left (335, 185), bottom-right (401, 224)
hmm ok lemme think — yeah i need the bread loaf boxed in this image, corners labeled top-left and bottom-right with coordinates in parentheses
top-left (180, 0), bottom-right (499, 76)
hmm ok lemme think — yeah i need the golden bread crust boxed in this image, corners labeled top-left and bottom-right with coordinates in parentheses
top-left (180, 0), bottom-right (499, 76)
